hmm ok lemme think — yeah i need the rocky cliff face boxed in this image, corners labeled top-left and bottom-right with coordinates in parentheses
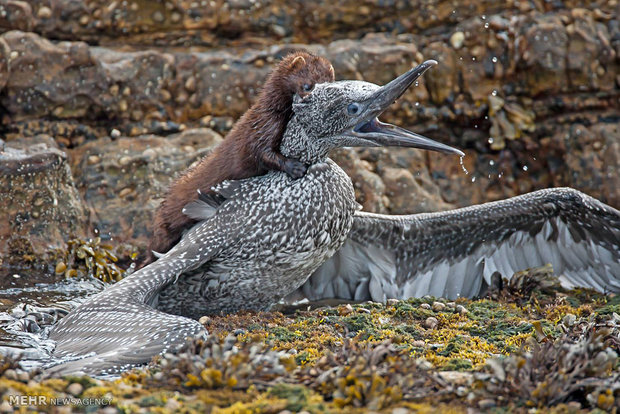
top-left (0, 0), bottom-right (618, 261)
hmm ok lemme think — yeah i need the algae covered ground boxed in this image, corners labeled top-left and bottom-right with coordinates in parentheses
top-left (0, 264), bottom-right (618, 413)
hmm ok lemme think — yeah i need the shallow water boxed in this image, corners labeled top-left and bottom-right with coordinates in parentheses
top-left (0, 272), bottom-right (106, 371)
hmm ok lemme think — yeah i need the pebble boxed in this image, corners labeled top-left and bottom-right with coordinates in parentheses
top-left (478, 399), bottom-right (497, 409)
top-left (119, 155), bottom-right (132, 166)
top-left (37, 6), bottom-right (52, 19)
top-left (450, 31), bottom-right (465, 49)
top-left (562, 313), bottom-right (576, 327)
top-left (152, 10), bottom-right (165, 23)
top-left (340, 304), bottom-right (353, 315)
top-left (79, 15), bottom-right (89, 26)
top-left (66, 382), bottom-right (83, 396)
top-left (160, 89), bottom-right (172, 102)
top-left (424, 316), bottom-right (439, 329)
top-left (3, 369), bottom-right (17, 380)
top-left (386, 298), bottom-right (399, 306)
top-left (432, 301), bottom-right (445, 312)
top-left (184, 76), bottom-right (197, 92)
top-left (55, 261), bottom-right (67, 274)
top-left (165, 398), bottom-right (181, 411)
top-left (420, 303), bottom-right (431, 310)
top-left (110, 129), bottom-right (121, 138)
top-left (87, 155), bottom-right (100, 165)
top-left (198, 316), bottom-right (210, 324)
top-left (456, 304), bottom-right (469, 315)
top-left (17, 370), bottom-right (30, 381)
top-left (119, 187), bottom-right (132, 198)
top-left (411, 340), bottom-right (425, 347)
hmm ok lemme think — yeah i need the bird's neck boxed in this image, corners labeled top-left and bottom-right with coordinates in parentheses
top-left (280, 119), bottom-right (329, 164)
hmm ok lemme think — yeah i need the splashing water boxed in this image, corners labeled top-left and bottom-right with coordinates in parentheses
top-left (0, 274), bottom-right (106, 372)
top-left (459, 155), bottom-right (469, 175)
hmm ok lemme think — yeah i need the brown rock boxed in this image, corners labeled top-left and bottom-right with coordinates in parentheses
top-left (0, 135), bottom-right (88, 262)
top-left (518, 15), bottom-right (569, 96)
top-left (423, 42), bottom-right (459, 104)
top-left (69, 128), bottom-right (222, 250)
top-left (0, 1), bottom-right (34, 32)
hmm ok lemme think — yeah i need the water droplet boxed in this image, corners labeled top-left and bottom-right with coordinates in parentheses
top-left (522, 165), bottom-right (529, 171)
top-left (488, 137), bottom-right (494, 144)
top-left (415, 102), bottom-right (420, 106)
top-left (492, 56), bottom-right (498, 63)
top-left (459, 156), bottom-right (469, 174)
top-left (471, 176), bottom-right (476, 182)
top-left (491, 90), bottom-right (497, 96)
top-left (472, 57), bottom-right (476, 61)
top-left (489, 160), bottom-right (495, 166)
top-left (484, 22), bottom-right (489, 28)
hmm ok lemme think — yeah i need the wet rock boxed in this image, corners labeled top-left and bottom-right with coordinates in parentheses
top-left (518, 15), bottom-right (569, 96)
top-left (0, 135), bottom-right (88, 263)
top-left (0, 30), bottom-right (175, 123)
top-left (66, 382), bottom-right (83, 396)
top-left (432, 301), bottom-right (446, 312)
top-left (424, 316), bottom-right (439, 329)
top-left (69, 128), bottom-right (222, 250)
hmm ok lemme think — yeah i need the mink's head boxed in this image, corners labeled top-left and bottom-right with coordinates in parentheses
top-left (262, 51), bottom-right (335, 107)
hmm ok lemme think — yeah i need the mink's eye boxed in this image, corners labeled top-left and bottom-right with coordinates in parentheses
top-left (347, 103), bottom-right (361, 115)
top-left (302, 83), bottom-right (313, 92)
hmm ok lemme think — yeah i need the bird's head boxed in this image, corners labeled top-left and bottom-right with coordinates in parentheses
top-left (282, 60), bottom-right (464, 163)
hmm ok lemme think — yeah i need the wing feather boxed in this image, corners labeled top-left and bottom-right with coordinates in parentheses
top-left (299, 188), bottom-right (620, 301)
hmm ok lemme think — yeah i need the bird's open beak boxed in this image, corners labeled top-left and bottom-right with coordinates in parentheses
top-left (350, 60), bottom-right (464, 156)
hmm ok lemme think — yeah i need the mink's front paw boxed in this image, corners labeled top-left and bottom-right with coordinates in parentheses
top-left (284, 159), bottom-right (308, 179)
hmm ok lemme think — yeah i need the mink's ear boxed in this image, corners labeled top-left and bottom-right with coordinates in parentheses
top-left (288, 55), bottom-right (306, 70)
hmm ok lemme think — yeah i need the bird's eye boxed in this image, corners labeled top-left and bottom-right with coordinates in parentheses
top-left (302, 83), bottom-right (313, 92)
top-left (347, 103), bottom-right (360, 115)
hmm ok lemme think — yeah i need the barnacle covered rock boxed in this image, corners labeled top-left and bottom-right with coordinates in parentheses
top-left (0, 136), bottom-right (88, 267)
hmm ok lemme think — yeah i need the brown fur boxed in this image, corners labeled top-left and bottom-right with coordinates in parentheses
top-left (143, 52), bottom-right (335, 265)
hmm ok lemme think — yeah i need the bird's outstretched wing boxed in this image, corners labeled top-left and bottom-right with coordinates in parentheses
top-left (294, 188), bottom-right (620, 302)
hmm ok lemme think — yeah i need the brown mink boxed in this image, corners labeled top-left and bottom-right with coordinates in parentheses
top-left (144, 51), bottom-right (335, 265)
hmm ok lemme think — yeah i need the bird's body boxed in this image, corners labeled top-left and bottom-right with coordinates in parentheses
top-left (153, 160), bottom-right (356, 318)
